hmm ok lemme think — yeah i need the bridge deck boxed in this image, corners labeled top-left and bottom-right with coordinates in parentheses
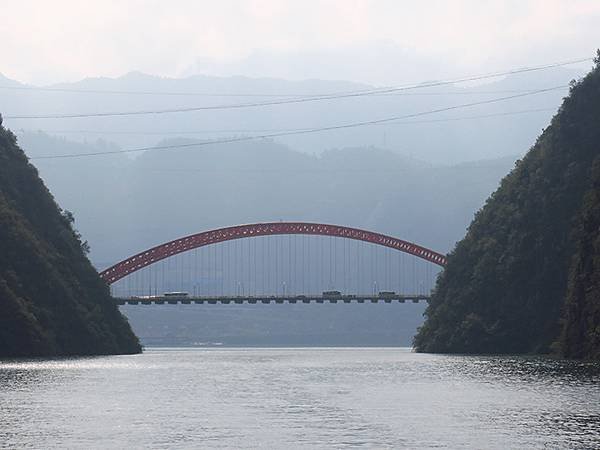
top-left (114, 294), bottom-right (430, 305)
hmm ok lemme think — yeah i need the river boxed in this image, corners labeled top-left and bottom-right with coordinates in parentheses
top-left (1, 348), bottom-right (599, 448)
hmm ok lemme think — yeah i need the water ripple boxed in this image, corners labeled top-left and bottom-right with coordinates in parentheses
top-left (1, 348), bottom-right (599, 448)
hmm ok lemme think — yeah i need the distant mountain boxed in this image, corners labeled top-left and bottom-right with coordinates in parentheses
top-left (0, 117), bottom-right (140, 357)
top-left (16, 132), bottom-right (517, 269)
top-left (179, 41), bottom-right (445, 86)
top-left (414, 54), bottom-right (600, 359)
top-left (2, 62), bottom-right (594, 350)
top-left (13, 131), bottom-right (521, 347)
top-left (0, 73), bottom-right (21, 87)
top-left (0, 64), bottom-right (589, 164)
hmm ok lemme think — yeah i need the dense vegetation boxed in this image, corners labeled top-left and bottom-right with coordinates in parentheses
top-left (414, 52), bottom-right (600, 358)
top-left (0, 117), bottom-right (140, 357)
top-left (560, 160), bottom-right (600, 359)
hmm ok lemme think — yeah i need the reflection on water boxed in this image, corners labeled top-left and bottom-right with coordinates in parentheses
top-left (1, 349), bottom-right (599, 449)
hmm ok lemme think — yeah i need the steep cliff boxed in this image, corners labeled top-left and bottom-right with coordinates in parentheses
top-left (0, 118), bottom-right (140, 356)
top-left (414, 54), bottom-right (600, 356)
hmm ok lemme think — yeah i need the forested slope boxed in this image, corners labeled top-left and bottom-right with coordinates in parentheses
top-left (414, 53), bottom-right (600, 357)
top-left (560, 160), bottom-right (600, 359)
top-left (0, 117), bottom-right (140, 356)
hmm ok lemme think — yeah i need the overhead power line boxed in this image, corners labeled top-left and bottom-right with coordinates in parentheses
top-left (4, 57), bottom-right (588, 120)
top-left (29, 86), bottom-right (566, 160)
top-left (15, 107), bottom-right (556, 136)
top-left (0, 85), bottom-right (578, 98)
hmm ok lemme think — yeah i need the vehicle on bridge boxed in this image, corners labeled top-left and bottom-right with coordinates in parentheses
top-left (322, 290), bottom-right (342, 298)
top-left (164, 292), bottom-right (189, 298)
top-left (378, 291), bottom-right (396, 298)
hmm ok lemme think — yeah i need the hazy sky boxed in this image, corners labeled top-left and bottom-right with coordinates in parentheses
top-left (1, 0), bottom-right (599, 85)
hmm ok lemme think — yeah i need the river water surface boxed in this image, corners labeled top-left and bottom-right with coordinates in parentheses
top-left (1, 348), bottom-right (599, 449)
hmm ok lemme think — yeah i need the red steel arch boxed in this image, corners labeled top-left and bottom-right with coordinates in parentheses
top-left (100, 222), bottom-right (447, 284)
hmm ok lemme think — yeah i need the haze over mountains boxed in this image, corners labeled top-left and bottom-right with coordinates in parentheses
top-left (2, 63), bottom-right (591, 264)
top-left (1, 64), bottom-right (589, 163)
top-left (2, 64), bottom-right (591, 346)
top-left (18, 132), bottom-right (516, 270)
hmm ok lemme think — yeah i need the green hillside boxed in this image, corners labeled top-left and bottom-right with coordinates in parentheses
top-left (560, 160), bottom-right (600, 359)
top-left (414, 53), bottom-right (600, 358)
top-left (0, 117), bottom-right (140, 356)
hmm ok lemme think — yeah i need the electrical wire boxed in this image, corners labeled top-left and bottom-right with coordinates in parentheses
top-left (29, 85), bottom-right (566, 160)
top-left (4, 57), bottom-right (589, 119)
top-left (0, 84), bottom-right (578, 98)
top-left (15, 106), bottom-right (556, 136)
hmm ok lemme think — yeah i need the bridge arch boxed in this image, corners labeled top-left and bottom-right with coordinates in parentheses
top-left (100, 222), bottom-right (446, 284)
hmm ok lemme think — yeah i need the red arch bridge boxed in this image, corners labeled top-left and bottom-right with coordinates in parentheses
top-left (100, 222), bottom-right (446, 305)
